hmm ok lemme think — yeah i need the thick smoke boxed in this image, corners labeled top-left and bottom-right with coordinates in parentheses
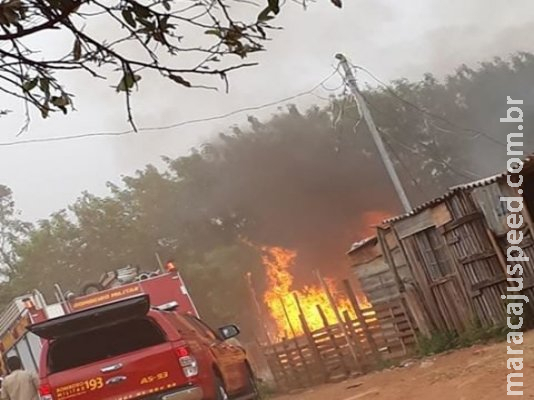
top-left (168, 51), bottom-right (534, 288)
top-left (170, 108), bottom-right (403, 286)
top-left (84, 0), bottom-right (534, 293)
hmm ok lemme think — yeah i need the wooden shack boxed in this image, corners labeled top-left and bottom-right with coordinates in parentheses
top-left (347, 237), bottom-right (399, 304)
top-left (348, 235), bottom-right (433, 337)
top-left (459, 158), bottom-right (534, 320)
top-left (378, 156), bottom-right (534, 333)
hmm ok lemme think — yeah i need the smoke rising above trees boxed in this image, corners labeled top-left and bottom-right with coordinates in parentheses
top-left (1, 53), bottom-right (533, 332)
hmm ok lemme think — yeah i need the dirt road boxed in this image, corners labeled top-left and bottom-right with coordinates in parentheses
top-left (275, 331), bottom-right (533, 400)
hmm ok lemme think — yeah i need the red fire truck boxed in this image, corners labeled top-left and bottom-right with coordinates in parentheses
top-left (0, 262), bottom-right (199, 375)
top-left (1, 262), bottom-right (258, 400)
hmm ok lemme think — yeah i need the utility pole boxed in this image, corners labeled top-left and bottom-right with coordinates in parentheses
top-left (336, 53), bottom-right (412, 212)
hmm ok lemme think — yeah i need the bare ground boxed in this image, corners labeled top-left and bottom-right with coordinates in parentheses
top-left (275, 330), bottom-right (533, 400)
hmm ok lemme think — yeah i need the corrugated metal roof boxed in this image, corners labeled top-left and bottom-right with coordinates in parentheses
top-left (346, 236), bottom-right (377, 254)
top-left (448, 173), bottom-right (504, 192)
top-left (383, 196), bottom-right (446, 224)
top-left (382, 154), bottom-right (533, 225)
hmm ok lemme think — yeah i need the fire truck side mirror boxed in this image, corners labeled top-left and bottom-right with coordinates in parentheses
top-left (218, 325), bottom-right (240, 340)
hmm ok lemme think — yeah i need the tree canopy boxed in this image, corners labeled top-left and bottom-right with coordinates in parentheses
top-left (0, 185), bottom-right (31, 304)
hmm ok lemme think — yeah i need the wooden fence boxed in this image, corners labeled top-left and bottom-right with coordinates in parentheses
top-left (261, 284), bottom-right (416, 391)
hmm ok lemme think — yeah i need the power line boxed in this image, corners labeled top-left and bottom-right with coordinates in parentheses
top-left (335, 61), bottom-right (490, 181)
top-left (352, 64), bottom-right (507, 147)
top-left (336, 62), bottom-right (459, 198)
top-left (380, 124), bottom-right (480, 180)
top-left (320, 80), bottom-right (346, 93)
top-left (336, 53), bottom-right (412, 212)
top-left (382, 136), bottom-right (430, 199)
top-left (337, 63), bottom-right (481, 181)
top-left (353, 90), bottom-right (479, 182)
top-left (375, 116), bottom-right (480, 181)
top-left (356, 89), bottom-right (481, 181)
top-left (0, 68), bottom-right (341, 148)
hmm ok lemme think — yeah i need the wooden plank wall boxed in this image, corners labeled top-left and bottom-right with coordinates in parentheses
top-left (444, 193), bottom-right (508, 326)
top-left (497, 227), bottom-right (534, 326)
top-left (261, 292), bottom-right (416, 392)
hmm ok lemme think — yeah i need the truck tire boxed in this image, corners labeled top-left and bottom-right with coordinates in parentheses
top-left (214, 375), bottom-right (229, 400)
top-left (245, 365), bottom-right (260, 399)
top-left (81, 282), bottom-right (103, 295)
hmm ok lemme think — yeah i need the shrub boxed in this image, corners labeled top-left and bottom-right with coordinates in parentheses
top-left (417, 319), bottom-right (508, 356)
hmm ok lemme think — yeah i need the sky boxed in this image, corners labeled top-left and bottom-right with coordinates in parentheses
top-left (1, 0), bottom-right (534, 221)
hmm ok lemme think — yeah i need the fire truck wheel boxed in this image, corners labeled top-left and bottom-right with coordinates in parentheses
top-left (214, 375), bottom-right (229, 400)
top-left (244, 365), bottom-right (260, 399)
top-left (81, 282), bottom-right (103, 295)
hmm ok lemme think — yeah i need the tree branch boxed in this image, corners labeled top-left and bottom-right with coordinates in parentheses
top-left (0, 0), bottom-right (83, 41)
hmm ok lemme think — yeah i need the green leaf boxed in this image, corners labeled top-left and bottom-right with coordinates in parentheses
top-left (117, 80), bottom-right (127, 92)
top-left (22, 78), bottom-right (38, 92)
top-left (121, 9), bottom-right (136, 28)
top-left (117, 72), bottom-right (141, 92)
top-left (47, 0), bottom-right (61, 8)
top-left (51, 95), bottom-right (69, 107)
top-left (257, 6), bottom-right (272, 22)
top-left (133, 4), bottom-right (150, 18)
top-left (39, 78), bottom-right (50, 96)
top-left (73, 38), bottom-right (82, 60)
top-left (268, 0), bottom-right (279, 14)
top-left (2, 7), bottom-right (19, 25)
top-left (39, 106), bottom-right (49, 119)
top-left (124, 74), bottom-right (135, 89)
top-left (163, 1), bottom-right (170, 11)
top-left (204, 29), bottom-right (220, 37)
top-left (169, 75), bottom-right (191, 87)
top-left (257, 25), bottom-right (266, 38)
top-left (159, 15), bottom-right (170, 30)
top-left (138, 18), bottom-right (154, 29)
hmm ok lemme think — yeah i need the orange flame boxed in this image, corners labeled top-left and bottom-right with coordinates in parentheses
top-left (260, 245), bottom-right (369, 340)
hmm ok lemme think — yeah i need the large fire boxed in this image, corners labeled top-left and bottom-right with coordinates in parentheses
top-left (260, 245), bottom-right (369, 340)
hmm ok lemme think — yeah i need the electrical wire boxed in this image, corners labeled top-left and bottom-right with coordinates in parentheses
top-left (0, 67), bottom-right (341, 148)
top-left (352, 64), bottom-right (506, 147)
top-left (382, 136), bottom-right (430, 199)
top-left (331, 82), bottom-right (429, 198)
top-left (385, 128), bottom-right (480, 180)
top-left (358, 89), bottom-right (481, 181)
top-left (378, 119), bottom-right (480, 181)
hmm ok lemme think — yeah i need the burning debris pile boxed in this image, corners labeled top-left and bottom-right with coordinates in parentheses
top-left (260, 245), bottom-right (370, 341)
